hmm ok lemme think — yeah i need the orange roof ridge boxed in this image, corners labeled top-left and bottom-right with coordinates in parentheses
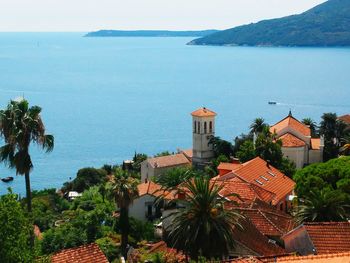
top-left (191, 107), bottom-right (217, 117)
top-left (270, 114), bottom-right (311, 137)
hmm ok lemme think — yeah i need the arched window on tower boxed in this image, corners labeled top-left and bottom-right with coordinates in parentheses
top-left (209, 121), bottom-right (213, 133)
top-left (197, 122), bottom-right (201, 134)
top-left (204, 122), bottom-right (207, 134)
top-left (194, 121), bottom-right (197, 133)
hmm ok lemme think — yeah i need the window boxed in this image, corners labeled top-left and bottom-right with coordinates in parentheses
top-left (194, 121), bottom-right (197, 133)
top-left (260, 175), bottom-right (269, 181)
top-left (255, 179), bottom-right (263, 185)
top-left (209, 121), bottom-right (213, 133)
top-left (204, 122), bottom-right (207, 134)
top-left (267, 171), bottom-right (276, 177)
top-left (197, 122), bottom-right (201, 134)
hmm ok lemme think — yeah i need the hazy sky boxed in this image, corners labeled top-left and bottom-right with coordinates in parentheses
top-left (0, 0), bottom-right (326, 32)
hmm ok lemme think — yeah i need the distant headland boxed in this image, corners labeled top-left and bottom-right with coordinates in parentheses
top-left (85, 30), bottom-right (219, 37)
top-left (189, 0), bottom-right (350, 47)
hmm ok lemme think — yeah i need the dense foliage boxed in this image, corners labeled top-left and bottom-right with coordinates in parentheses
top-left (166, 177), bottom-right (242, 260)
top-left (294, 157), bottom-right (350, 198)
top-left (62, 167), bottom-right (107, 193)
top-left (0, 190), bottom-right (33, 262)
top-left (189, 0), bottom-right (350, 47)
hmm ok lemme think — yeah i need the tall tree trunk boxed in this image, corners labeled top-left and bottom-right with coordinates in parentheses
top-left (25, 171), bottom-right (34, 247)
top-left (120, 206), bottom-right (129, 259)
top-left (25, 171), bottom-right (32, 213)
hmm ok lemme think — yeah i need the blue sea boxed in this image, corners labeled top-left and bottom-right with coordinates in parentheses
top-left (1, 32), bottom-right (350, 195)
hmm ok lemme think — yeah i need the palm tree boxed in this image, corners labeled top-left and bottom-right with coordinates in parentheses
top-left (0, 99), bottom-right (54, 213)
top-left (302, 118), bottom-right (318, 138)
top-left (296, 189), bottom-right (349, 223)
top-left (249, 117), bottom-right (267, 135)
top-left (109, 169), bottom-right (139, 258)
top-left (166, 177), bottom-right (242, 260)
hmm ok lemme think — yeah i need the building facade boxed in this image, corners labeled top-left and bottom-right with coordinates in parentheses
top-left (191, 107), bottom-right (216, 168)
top-left (270, 112), bottom-right (323, 168)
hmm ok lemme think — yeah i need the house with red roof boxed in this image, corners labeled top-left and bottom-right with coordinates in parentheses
top-left (51, 243), bottom-right (108, 263)
top-left (129, 181), bottom-right (175, 221)
top-left (141, 152), bottom-right (191, 183)
top-left (270, 111), bottom-right (323, 168)
top-left (282, 222), bottom-right (350, 256)
top-left (230, 251), bottom-right (350, 263)
top-left (216, 157), bottom-right (296, 212)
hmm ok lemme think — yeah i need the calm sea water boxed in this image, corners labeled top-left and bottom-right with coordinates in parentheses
top-left (1, 32), bottom-right (350, 195)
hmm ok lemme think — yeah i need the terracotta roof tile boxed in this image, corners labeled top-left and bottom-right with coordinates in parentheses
top-left (270, 115), bottom-right (310, 137)
top-left (137, 181), bottom-right (174, 200)
top-left (303, 222), bottom-right (350, 254)
top-left (179, 149), bottom-right (193, 159)
top-left (214, 176), bottom-right (276, 205)
top-left (221, 157), bottom-right (295, 205)
top-left (147, 153), bottom-right (191, 168)
top-left (279, 133), bottom-right (306, 148)
top-left (310, 138), bottom-right (321, 150)
top-left (191, 107), bottom-right (217, 117)
top-left (218, 162), bottom-right (243, 171)
top-left (51, 243), bottom-right (108, 263)
top-left (238, 208), bottom-right (296, 237)
top-left (338, 114), bottom-right (350, 125)
top-left (233, 217), bottom-right (285, 256)
top-left (260, 251), bottom-right (350, 262)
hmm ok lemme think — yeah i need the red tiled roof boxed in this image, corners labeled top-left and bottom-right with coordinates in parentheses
top-left (138, 181), bottom-right (174, 200)
top-left (303, 222), bottom-right (350, 254)
top-left (310, 138), bottom-right (321, 150)
top-left (228, 258), bottom-right (264, 263)
top-left (338, 114), bottom-right (350, 125)
top-left (51, 243), bottom-right (108, 263)
top-left (148, 241), bottom-right (186, 261)
top-left (270, 115), bottom-right (310, 137)
top-left (179, 149), bottom-right (193, 160)
top-left (259, 251), bottom-right (350, 262)
top-left (279, 133), bottom-right (306, 148)
top-left (223, 157), bottom-right (295, 205)
top-left (147, 153), bottom-right (191, 168)
top-left (191, 107), bottom-right (217, 117)
top-left (238, 208), bottom-right (295, 237)
top-left (218, 162), bottom-right (243, 171)
top-left (214, 176), bottom-right (276, 205)
top-left (233, 217), bottom-right (285, 257)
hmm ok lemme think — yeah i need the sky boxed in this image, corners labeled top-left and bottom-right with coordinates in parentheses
top-left (0, 0), bottom-right (326, 32)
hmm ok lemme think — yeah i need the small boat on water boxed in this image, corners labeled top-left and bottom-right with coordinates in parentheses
top-left (1, 177), bottom-right (14, 183)
top-left (268, 101), bottom-right (277, 105)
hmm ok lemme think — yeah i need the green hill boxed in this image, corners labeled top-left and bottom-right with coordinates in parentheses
top-left (189, 0), bottom-right (350, 47)
top-left (85, 30), bottom-right (219, 37)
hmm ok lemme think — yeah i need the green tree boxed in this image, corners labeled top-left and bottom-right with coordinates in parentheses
top-left (155, 167), bottom-right (195, 188)
top-left (208, 136), bottom-right (233, 158)
top-left (132, 153), bottom-right (148, 172)
top-left (294, 157), bottom-right (350, 199)
top-left (296, 189), bottom-right (349, 223)
top-left (166, 177), bottom-right (242, 260)
top-left (63, 167), bottom-right (107, 193)
top-left (249, 117), bottom-right (267, 134)
top-left (302, 118), bottom-right (318, 138)
top-left (0, 99), bottom-right (54, 214)
top-left (0, 189), bottom-right (33, 262)
top-left (109, 169), bottom-right (139, 258)
top-left (236, 140), bottom-right (256, 162)
top-left (319, 113), bottom-right (348, 161)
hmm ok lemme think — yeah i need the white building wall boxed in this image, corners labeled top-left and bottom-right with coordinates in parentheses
top-left (282, 146), bottom-right (306, 169)
top-left (129, 195), bottom-right (156, 221)
top-left (309, 149), bottom-right (322, 164)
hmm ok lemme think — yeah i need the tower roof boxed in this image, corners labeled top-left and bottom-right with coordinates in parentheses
top-left (191, 107), bottom-right (216, 117)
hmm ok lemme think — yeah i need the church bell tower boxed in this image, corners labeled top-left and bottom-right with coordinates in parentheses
top-left (191, 107), bottom-right (216, 168)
